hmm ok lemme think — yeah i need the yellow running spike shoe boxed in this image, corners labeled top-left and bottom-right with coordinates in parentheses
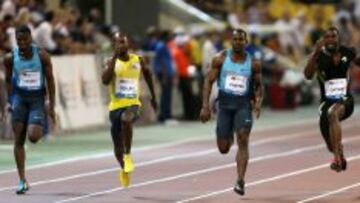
top-left (123, 154), bottom-right (135, 173)
top-left (118, 169), bottom-right (130, 188)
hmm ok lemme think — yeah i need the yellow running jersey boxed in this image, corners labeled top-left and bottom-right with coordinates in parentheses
top-left (108, 54), bottom-right (142, 111)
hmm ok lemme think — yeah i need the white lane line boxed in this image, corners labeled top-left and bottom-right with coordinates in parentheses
top-left (53, 135), bottom-right (360, 203)
top-left (0, 128), bottom-right (319, 192)
top-left (0, 149), bottom-right (214, 192)
top-left (0, 145), bottom-right (13, 150)
top-left (297, 182), bottom-right (360, 203)
top-left (0, 144), bottom-right (27, 150)
top-left (0, 137), bottom-right (207, 175)
top-left (177, 154), bottom-right (360, 203)
top-left (0, 117), bottom-right (319, 175)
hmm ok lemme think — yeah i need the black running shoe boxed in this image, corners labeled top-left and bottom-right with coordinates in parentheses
top-left (341, 157), bottom-right (347, 171)
top-left (233, 179), bottom-right (245, 196)
top-left (330, 159), bottom-right (342, 172)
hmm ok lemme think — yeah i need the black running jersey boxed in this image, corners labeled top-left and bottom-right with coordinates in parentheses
top-left (316, 46), bottom-right (357, 101)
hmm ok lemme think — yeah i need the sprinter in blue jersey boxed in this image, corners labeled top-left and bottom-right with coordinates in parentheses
top-left (4, 25), bottom-right (56, 195)
top-left (200, 29), bottom-right (263, 196)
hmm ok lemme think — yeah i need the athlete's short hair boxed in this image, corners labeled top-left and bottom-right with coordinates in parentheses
top-left (232, 28), bottom-right (247, 38)
top-left (15, 25), bottom-right (31, 36)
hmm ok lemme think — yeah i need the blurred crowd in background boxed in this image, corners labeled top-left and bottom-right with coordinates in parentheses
top-left (0, 0), bottom-right (114, 56)
top-left (141, 0), bottom-right (360, 122)
top-left (1, 0), bottom-right (360, 138)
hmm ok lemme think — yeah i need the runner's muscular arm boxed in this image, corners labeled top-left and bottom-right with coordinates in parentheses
top-left (355, 57), bottom-right (360, 66)
top-left (304, 52), bottom-right (320, 79)
top-left (2, 53), bottom-right (12, 120)
top-left (199, 51), bottom-right (224, 123)
top-left (3, 53), bottom-right (13, 99)
top-left (252, 59), bottom-right (263, 119)
top-left (0, 71), bottom-right (4, 120)
top-left (40, 49), bottom-right (56, 114)
top-left (202, 52), bottom-right (224, 109)
top-left (101, 56), bottom-right (116, 85)
top-left (140, 57), bottom-right (157, 111)
top-left (353, 49), bottom-right (360, 66)
top-left (304, 39), bottom-right (323, 79)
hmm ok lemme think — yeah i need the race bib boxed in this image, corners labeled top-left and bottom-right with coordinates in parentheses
top-left (19, 71), bottom-right (41, 89)
top-left (115, 78), bottom-right (138, 98)
top-left (325, 78), bottom-right (347, 99)
top-left (225, 74), bottom-right (248, 95)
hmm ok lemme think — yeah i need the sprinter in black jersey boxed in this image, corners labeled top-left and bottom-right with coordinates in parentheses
top-left (304, 27), bottom-right (360, 172)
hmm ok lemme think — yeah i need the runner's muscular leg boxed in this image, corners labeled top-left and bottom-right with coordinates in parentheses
top-left (121, 108), bottom-right (136, 154)
top-left (319, 102), bottom-right (333, 152)
top-left (327, 103), bottom-right (345, 160)
top-left (113, 121), bottom-right (124, 168)
top-left (27, 124), bottom-right (43, 143)
top-left (320, 114), bottom-right (333, 152)
top-left (217, 137), bottom-right (233, 154)
top-left (235, 128), bottom-right (250, 181)
top-left (13, 122), bottom-right (26, 180)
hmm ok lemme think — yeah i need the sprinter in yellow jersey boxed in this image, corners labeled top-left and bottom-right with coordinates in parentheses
top-left (102, 32), bottom-right (157, 187)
